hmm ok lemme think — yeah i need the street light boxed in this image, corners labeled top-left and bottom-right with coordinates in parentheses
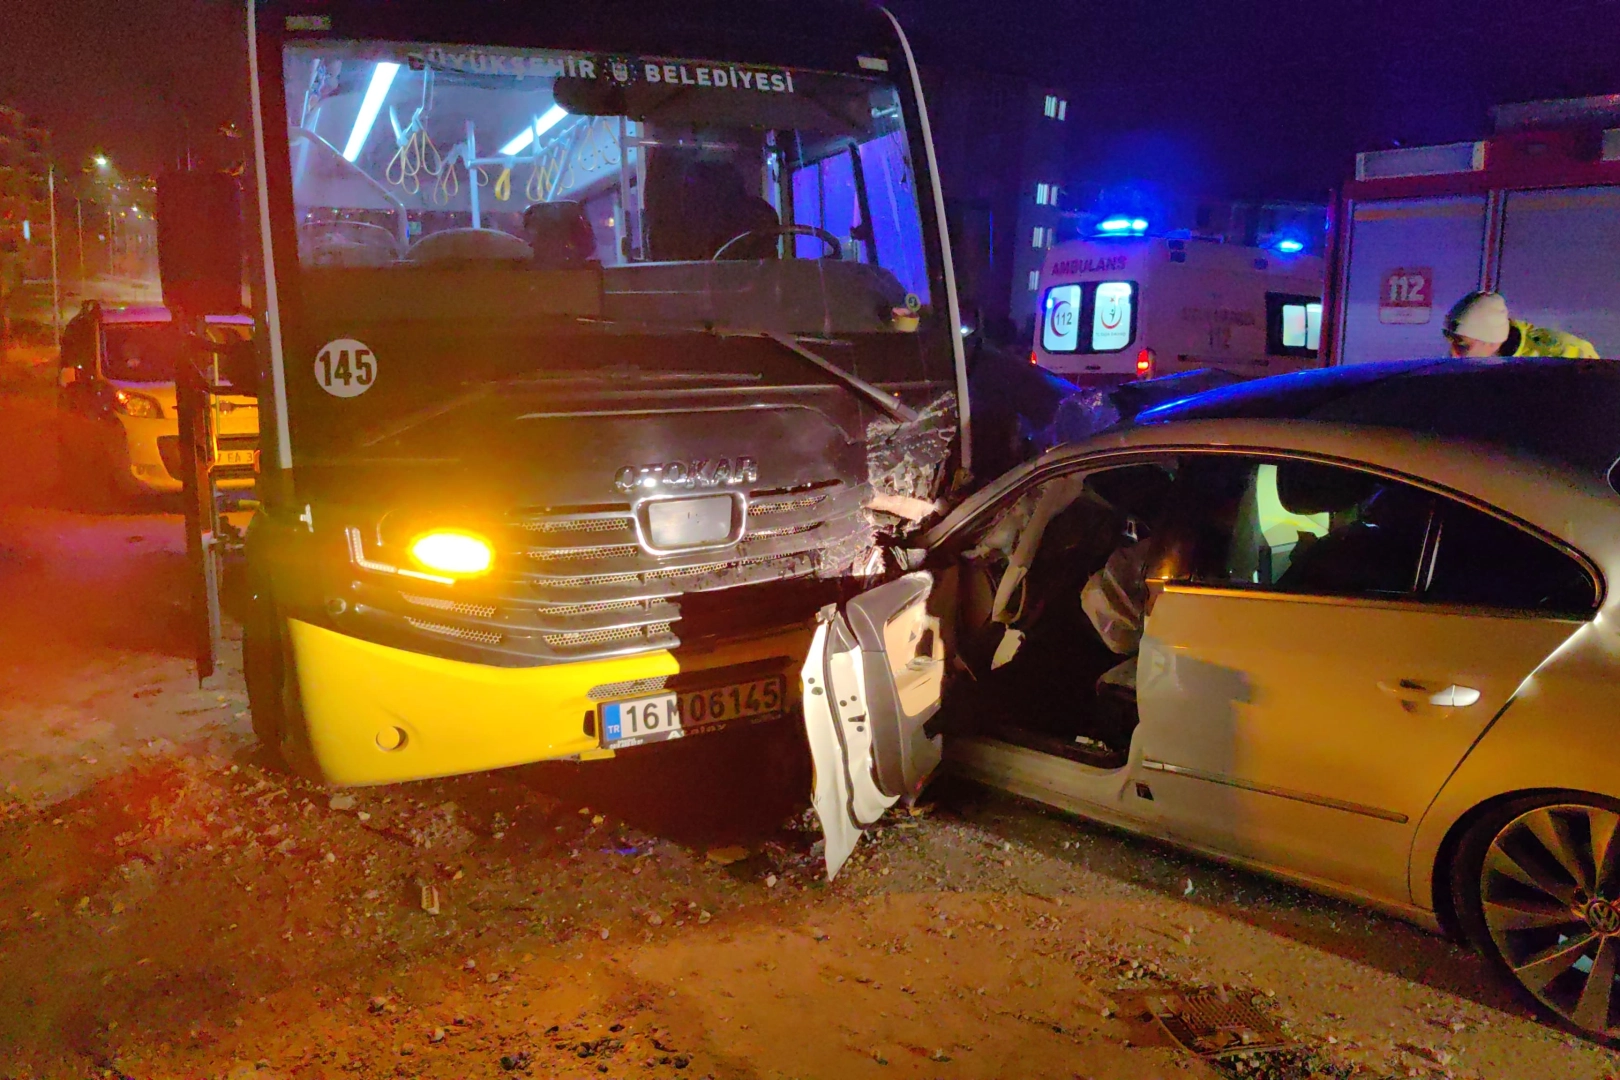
top-left (93, 154), bottom-right (109, 169)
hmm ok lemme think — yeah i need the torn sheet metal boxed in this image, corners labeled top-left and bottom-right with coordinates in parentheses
top-left (865, 391), bottom-right (957, 531)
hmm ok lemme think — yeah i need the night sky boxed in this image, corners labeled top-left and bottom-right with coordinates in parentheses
top-left (2, 0), bottom-right (1617, 197)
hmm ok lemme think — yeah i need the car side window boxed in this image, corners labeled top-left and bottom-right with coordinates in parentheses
top-left (1154, 455), bottom-right (1434, 599)
top-left (1426, 503), bottom-right (1597, 615)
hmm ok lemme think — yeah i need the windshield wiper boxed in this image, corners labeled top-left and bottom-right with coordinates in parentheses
top-left (576, 315), bottom-right (919, 422)
top-left (358, 366), bottom-right (760, 448)
top-left (726, 330), bottom-right (918, 423)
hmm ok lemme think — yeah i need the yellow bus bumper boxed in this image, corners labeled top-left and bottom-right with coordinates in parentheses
top-left (287, 619), bottom-right (812, 786)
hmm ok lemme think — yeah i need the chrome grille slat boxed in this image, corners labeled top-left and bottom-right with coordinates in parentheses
top-left (586, 675), bottom-right (672, 701)
top-left (402, 593), bottom-right (499, 619)
top-left (519, 515), bottom-right (633, 536)
top-left (542, 621), bottom-right (674, 650)
top-left (405, 617), bottom-right (503, 645)
top-left (525, 543), bottom-right (642, 563)
top-left (355, 481), bottom-right (867, 663)
top-left (746, 521), bottom-right (822, 542)
top-left (533, 550), bottom-right (817, 590)
top-left (748, 493), bottom-right (827, 516)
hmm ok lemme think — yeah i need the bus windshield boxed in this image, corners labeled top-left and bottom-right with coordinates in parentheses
top-left (282, 41), bottom-right (934, 336)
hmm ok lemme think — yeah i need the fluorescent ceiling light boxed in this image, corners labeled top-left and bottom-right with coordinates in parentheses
top-left (342, 62), bottom-right (401, 162)
top-left (499, 105), bottom-right (570, 156)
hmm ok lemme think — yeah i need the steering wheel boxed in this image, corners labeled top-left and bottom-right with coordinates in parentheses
top-left (713, 224), bottom-right (842, 261)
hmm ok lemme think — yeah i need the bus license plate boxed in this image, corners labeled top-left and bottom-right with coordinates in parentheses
top-left (601, 676), bottom-right (785, 748)
top-left (217, 449), bottom-right (257, 467)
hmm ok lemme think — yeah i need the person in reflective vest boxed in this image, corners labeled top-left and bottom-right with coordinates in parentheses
top-left (1444, 291), bottom-right (1600, 359)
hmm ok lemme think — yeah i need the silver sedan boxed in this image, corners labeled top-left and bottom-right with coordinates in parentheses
top-left (805, 357), bottom-right (1620, 1042)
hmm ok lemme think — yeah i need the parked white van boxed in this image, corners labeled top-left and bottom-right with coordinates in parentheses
top-left (1032, 235), bottom-right (1326, 385)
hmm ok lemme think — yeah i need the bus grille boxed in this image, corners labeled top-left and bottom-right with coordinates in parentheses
top-left (352, 482), bottom-right (869, 664)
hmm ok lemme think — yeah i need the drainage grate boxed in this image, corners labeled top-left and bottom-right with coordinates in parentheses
top-left (1147, 991), bottom-right (1292, 1058)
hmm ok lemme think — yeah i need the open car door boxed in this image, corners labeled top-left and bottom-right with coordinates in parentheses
top-left (801, 571), bottom-right (947, 879)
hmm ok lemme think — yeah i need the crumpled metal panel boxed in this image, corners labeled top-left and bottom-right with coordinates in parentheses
top-left (865, 392), bottom-right (958, 519)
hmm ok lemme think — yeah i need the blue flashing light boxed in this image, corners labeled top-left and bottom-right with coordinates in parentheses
top-left (1274, 238), bottom-right (1306, 254)
top-left (1097, 216), bottom-right (1149, 236)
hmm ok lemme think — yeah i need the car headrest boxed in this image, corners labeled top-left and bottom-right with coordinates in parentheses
top-left (1087, 464), bottom-right (1174, 522)
top-left (1275, 460), bottom-right (1377, 514)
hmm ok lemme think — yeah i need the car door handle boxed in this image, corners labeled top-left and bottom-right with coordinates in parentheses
top-left (1378, 680), bottom-right (1481, 707)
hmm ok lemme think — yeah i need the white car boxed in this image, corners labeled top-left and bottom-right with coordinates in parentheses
top-left (56, 304), bottom-right (258, 501)
top-left (805, 357), bottom-right (1620, 1041)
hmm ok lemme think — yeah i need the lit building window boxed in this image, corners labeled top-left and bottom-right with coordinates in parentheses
top-left (1035, 182), bottom-right (1061, 207)
top-left (1035, 182), bottom-right (1049, 205)
top-left (1043, 95), bottom-right (1057, 118)
top-left (1058, 99), bottom-right (1067, 121)
top-left (1032, 226), bottom-right (1046, 248)
top-left (1028, 269), bottom-right (1041, 291)
top-left (1043, 95), bottom-right (1068, 120)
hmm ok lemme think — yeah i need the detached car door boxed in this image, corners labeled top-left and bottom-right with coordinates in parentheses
top-left (1134, 453), bottom-right (1597, 902)
top-left (802, 571), bottom-right (948, 879)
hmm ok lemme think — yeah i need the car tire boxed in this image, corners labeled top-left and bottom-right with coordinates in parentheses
top-left (1451, 792), bottom-right (1620, 1045)
top-left (242, 594), bottom-right (319, 779)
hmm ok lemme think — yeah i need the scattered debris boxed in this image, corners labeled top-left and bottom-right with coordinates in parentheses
top-left (706, 846), bottom-right (749, 866)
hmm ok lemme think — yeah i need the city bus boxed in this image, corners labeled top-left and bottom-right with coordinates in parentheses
top-left (205, 1), bottom-right (968, 783)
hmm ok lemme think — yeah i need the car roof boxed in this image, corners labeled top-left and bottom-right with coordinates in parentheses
top-left (1137, 357), bottom-right (1620, 484)
top-left (928, 415), bottom-right (1620, 592)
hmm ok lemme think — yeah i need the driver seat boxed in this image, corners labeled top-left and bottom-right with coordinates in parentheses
top-left (646, 156), bottom-right (780, 261)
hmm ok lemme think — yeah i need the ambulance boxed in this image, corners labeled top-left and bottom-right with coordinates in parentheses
top-left (1032, 231), bottom-right (1325, 385)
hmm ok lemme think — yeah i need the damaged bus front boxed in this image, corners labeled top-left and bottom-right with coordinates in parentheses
top-left (238, 2), bottom-right (968, 783)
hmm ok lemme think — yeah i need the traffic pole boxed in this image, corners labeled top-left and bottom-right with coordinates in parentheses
top-left (76, 199), bottom-right (85, 284)
top-left (48, 165), bottom-right (61, 351)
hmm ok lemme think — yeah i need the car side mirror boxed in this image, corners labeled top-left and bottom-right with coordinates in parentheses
top-left (156, 170), bottom-right (244, 318)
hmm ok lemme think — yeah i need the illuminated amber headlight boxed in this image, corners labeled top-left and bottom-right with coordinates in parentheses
top-left (408, 529), bottom-right (493, 578)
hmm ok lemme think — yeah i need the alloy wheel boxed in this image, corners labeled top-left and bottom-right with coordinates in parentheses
top-left (1479, 802), bottom-right (1620, 1038)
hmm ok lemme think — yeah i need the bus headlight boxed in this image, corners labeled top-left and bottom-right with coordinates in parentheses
top-left (408, 529), bottom-right (494, 578)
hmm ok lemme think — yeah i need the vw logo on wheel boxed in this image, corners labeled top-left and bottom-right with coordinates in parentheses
top-left (1585, 898), bottom-right (1620, 935)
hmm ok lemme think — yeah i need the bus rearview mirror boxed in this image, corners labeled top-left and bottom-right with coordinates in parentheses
top-left (156, 171), bottom-right (244, 319)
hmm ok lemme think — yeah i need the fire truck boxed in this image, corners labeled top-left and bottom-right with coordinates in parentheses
top-left (1326, 95), bottom-right (1620, 365)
